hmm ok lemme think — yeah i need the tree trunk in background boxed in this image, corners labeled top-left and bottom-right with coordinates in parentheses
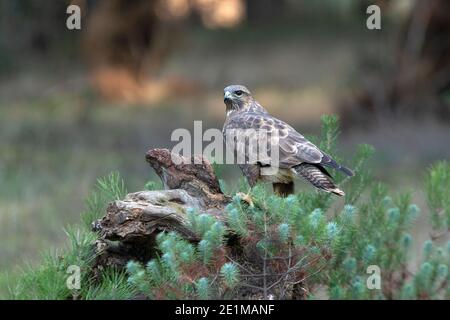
top-left (339, 0), bottom-right (450, 128)
top-left (82, 0), bottom-right (186, 102)
top-left (246, 0), bottom-right (287, 23)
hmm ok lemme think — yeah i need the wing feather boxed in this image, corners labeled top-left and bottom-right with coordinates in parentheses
top-left (222, 100), bottom-right (354, 177)
top-left (223, 112), bottom-right (324, 168)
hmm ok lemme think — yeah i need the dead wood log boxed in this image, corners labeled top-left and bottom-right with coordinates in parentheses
top-left (145, 148), bottom-right (228, 208)
top-left (91, 149), bottom-right (308, 299)
top-left (92, 149), bottom-right (229, 272)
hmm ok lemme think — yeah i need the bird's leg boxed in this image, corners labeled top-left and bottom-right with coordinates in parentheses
top-left (273, 182), bottom-right (294, 198)
top-left (234, 164), bottom-right (260, 207)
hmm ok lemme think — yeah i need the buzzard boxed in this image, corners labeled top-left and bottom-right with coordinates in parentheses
top-left (222, 85), bottom-right (354, 197)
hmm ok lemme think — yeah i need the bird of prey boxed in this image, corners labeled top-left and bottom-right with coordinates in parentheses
top-left (222, 85), bottom-right (354, 197)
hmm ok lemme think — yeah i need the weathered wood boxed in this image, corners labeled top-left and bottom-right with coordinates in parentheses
top-left (145, 148), bottom-right (228, 208)
top-left (91, 148), bottom-right (307, 299)
top-left (92, 149), bottom-right (229, 271)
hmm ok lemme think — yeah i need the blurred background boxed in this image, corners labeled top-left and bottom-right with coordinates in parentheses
top-left (0, 0), bottom-right (449, 274)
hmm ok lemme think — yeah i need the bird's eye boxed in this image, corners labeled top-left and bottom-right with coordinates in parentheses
top-left (235, 90), bottom-right (243, 96)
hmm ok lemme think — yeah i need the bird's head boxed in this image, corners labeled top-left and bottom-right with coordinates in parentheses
top-left (223, 85), bottom-right (253, 115)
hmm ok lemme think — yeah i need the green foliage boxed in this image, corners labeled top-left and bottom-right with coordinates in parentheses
top-left (3, 174), bottom-right (131, 300)
top-left (195, 277), bottom-right (211, 300)
top-left (425, 161), bottom-right (450, 229)
top-left (400, 240), bottom-right (450, 299)
top-left (319, 114), bottom-right (340, 154)
top-left (126, 213), bottom-right (230, 299)
top-left (81, 172), bottom-right (127, 228)
top-left (82, 269), bottom-right (136, 300)
top-left (6, 227), bottom-right (97, 299)
top-left (220, 263), bottom-right (240, 288)
top-left (5, 116), bottom-right (450, 300)
top-left (343, 144), bottom-right (375, 204)
top-left (125, 115), bottom-right (449, 300)
top-left (125, 136), bottom-right (380, 298)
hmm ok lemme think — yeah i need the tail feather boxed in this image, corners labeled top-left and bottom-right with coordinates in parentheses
top-left (293, 163), bottom-right (345, 196)
top-left (321, 154), bottom-right (354, 177)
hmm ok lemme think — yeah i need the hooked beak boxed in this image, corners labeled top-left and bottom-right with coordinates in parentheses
top-left (224, 91), bottom-right (232, 102)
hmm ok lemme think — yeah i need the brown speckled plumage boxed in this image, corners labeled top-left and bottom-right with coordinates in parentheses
top-left (293, 163), bottom-right (345, 196)
top-left (222, 85), bottom-right (353, 197)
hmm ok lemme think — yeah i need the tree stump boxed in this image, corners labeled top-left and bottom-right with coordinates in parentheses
top-left (91, 148), bottom-right (310, 299)
top-left (92, 148), bottom-right (229, 273)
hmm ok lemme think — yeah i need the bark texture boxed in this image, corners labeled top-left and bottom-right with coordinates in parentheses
top-left (92, 149), bottom-right (228, 273)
